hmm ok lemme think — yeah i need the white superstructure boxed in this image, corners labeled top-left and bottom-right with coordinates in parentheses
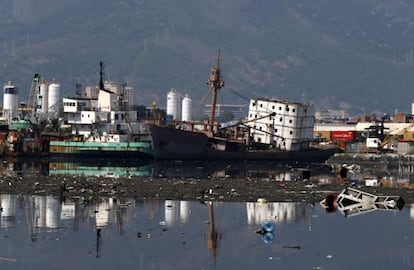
top-left (62, 82), bottom-right (148, 142)
top-left (246, 98), bottom-right (315, 151)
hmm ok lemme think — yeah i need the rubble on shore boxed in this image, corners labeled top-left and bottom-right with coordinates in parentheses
top-left (0, 174), bottom-right (412, 204)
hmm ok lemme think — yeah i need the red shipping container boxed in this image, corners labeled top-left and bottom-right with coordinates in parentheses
top-left (331, 130), bottom-right (356, 142)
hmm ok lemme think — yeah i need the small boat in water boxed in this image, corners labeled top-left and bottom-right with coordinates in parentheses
top-left (149, 50), bottom-right (338, 161)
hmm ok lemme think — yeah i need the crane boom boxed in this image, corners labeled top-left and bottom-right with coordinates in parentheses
top-left (28, 73), bottom-right (41, 115)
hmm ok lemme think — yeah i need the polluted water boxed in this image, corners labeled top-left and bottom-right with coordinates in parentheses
top-left (0, 194), bottom-right (412, 270)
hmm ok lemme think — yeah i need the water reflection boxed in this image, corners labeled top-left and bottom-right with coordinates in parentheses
top-left (0, 194), bottom-right (412, 269)
top-left (247, 202), bottom-right (309, 224)
top-left (411, 204), bottom-right (414, 220)
top-left (0, 159), bottom-right (413, 189)
top-left (0, 158), bottom-right (334, 180)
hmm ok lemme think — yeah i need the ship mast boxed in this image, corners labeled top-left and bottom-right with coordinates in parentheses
top-left (207, 50), bottom-right (225, 132)
top-left (99, 61), bottom-right (105, 90)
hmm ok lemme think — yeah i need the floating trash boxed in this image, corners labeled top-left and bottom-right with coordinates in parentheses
top-left (257, 198), bottom-right (267, 204)
top-left (262, 221), bottom-right (275, 233)
top-left (256, 221), bottom-right (276, 244)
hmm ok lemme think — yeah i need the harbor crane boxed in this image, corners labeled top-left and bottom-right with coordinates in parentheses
top-left (27, 73), bottom-right (41, 115)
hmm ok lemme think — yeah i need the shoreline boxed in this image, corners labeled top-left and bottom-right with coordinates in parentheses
top-left (0, 175), bottom-right (412, 204)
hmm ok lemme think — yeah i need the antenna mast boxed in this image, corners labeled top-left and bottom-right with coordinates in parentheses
top-left (99, 61), bottom-right (105, 90)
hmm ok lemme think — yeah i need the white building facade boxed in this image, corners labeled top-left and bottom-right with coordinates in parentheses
top-left (246, 98), bottom-right (315, 151)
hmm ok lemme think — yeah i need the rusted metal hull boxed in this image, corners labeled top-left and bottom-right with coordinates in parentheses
top-left (149, 124), bottom-right (338, 161)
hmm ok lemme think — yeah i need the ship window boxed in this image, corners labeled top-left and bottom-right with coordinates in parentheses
top-left (249, 113), bottom-right (252, 118)
top-left (255, 114), bottom-right (257, 118)
top-left (279, 106), bottom-right (282, 110)
top-left (115, 114), bottom-right (119, 120)
top-left (272, 105), bottom-right (275, 110)
top-left (260, 103), bottom-right (263, 108)
top-left (259, 126), bottom-right (262, 130)
top-left (279, 117), bottom-right (282, 122)
top-left (252, 102), bottom-right (256, 106)
top-left (283, 142), bottom-right (286, 145)
top-left (258, 137), bottom-right (262, 142)
top-left (292, 108), bottom-right (296, 112)
top-left (305, 109), bottom-right (307, 113)
top-left (289, 120), bottom-right (292, 123)
top-left (274, 129), bottom-right (278, 133)
top-left (289, 131), bottom-right (293, 135)
top-left (286, 107), bottom-right (290, 112)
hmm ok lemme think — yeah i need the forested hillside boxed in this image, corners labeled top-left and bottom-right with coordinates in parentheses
top-left (2, 0), bottom-right (414, 115)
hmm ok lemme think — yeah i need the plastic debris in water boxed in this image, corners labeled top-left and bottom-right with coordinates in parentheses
top-left (262, 221), bottom-right (275, 233)
top-left (256, 221), bottom-right (276, 244)
top-left (257, 198), bottom-right (267, 204)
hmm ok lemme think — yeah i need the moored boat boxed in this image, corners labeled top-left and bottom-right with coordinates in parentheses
top-left (149, 51), bottom-right (339, 161)
top-left (49, 62), bottom-right (153, 159)
top-left (49, 140), bottom-right (152, 159)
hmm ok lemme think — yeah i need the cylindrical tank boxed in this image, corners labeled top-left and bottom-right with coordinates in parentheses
top-left (166, 88), bottom-right (181, 121)
top-left (181, 94), bottom-right (192, 122)
top-left (3, 81), bottom-right (19, 121)
top-left (39, 83), bottom-right (49, 113)
top-left (48, 82), bottom-right (60, 116)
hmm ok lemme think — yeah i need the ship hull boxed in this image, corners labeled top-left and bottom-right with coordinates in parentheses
top-left (149, 124), bottom-right (338, 161)
top-left (49, 141), bottom-right (153, 159)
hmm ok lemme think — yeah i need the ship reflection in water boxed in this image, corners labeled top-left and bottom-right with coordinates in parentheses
top-left (1, 158), bottom-right (414, 190)
top-left (0, 194), bottom-right (412, 269)
top-left (0, 158), bottom-right (335, 181)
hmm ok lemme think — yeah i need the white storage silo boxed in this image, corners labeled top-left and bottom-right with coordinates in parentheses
top-left (166, 88), bottom-right (181, 121)
top-left (181, 94), bottom-right (192, 122)
top-left (48, 82), bottom-right (61, 116)
top-left (3, 81), bottom-right (19, 121)
top-left (39, 83), bottom-right (49, 113)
